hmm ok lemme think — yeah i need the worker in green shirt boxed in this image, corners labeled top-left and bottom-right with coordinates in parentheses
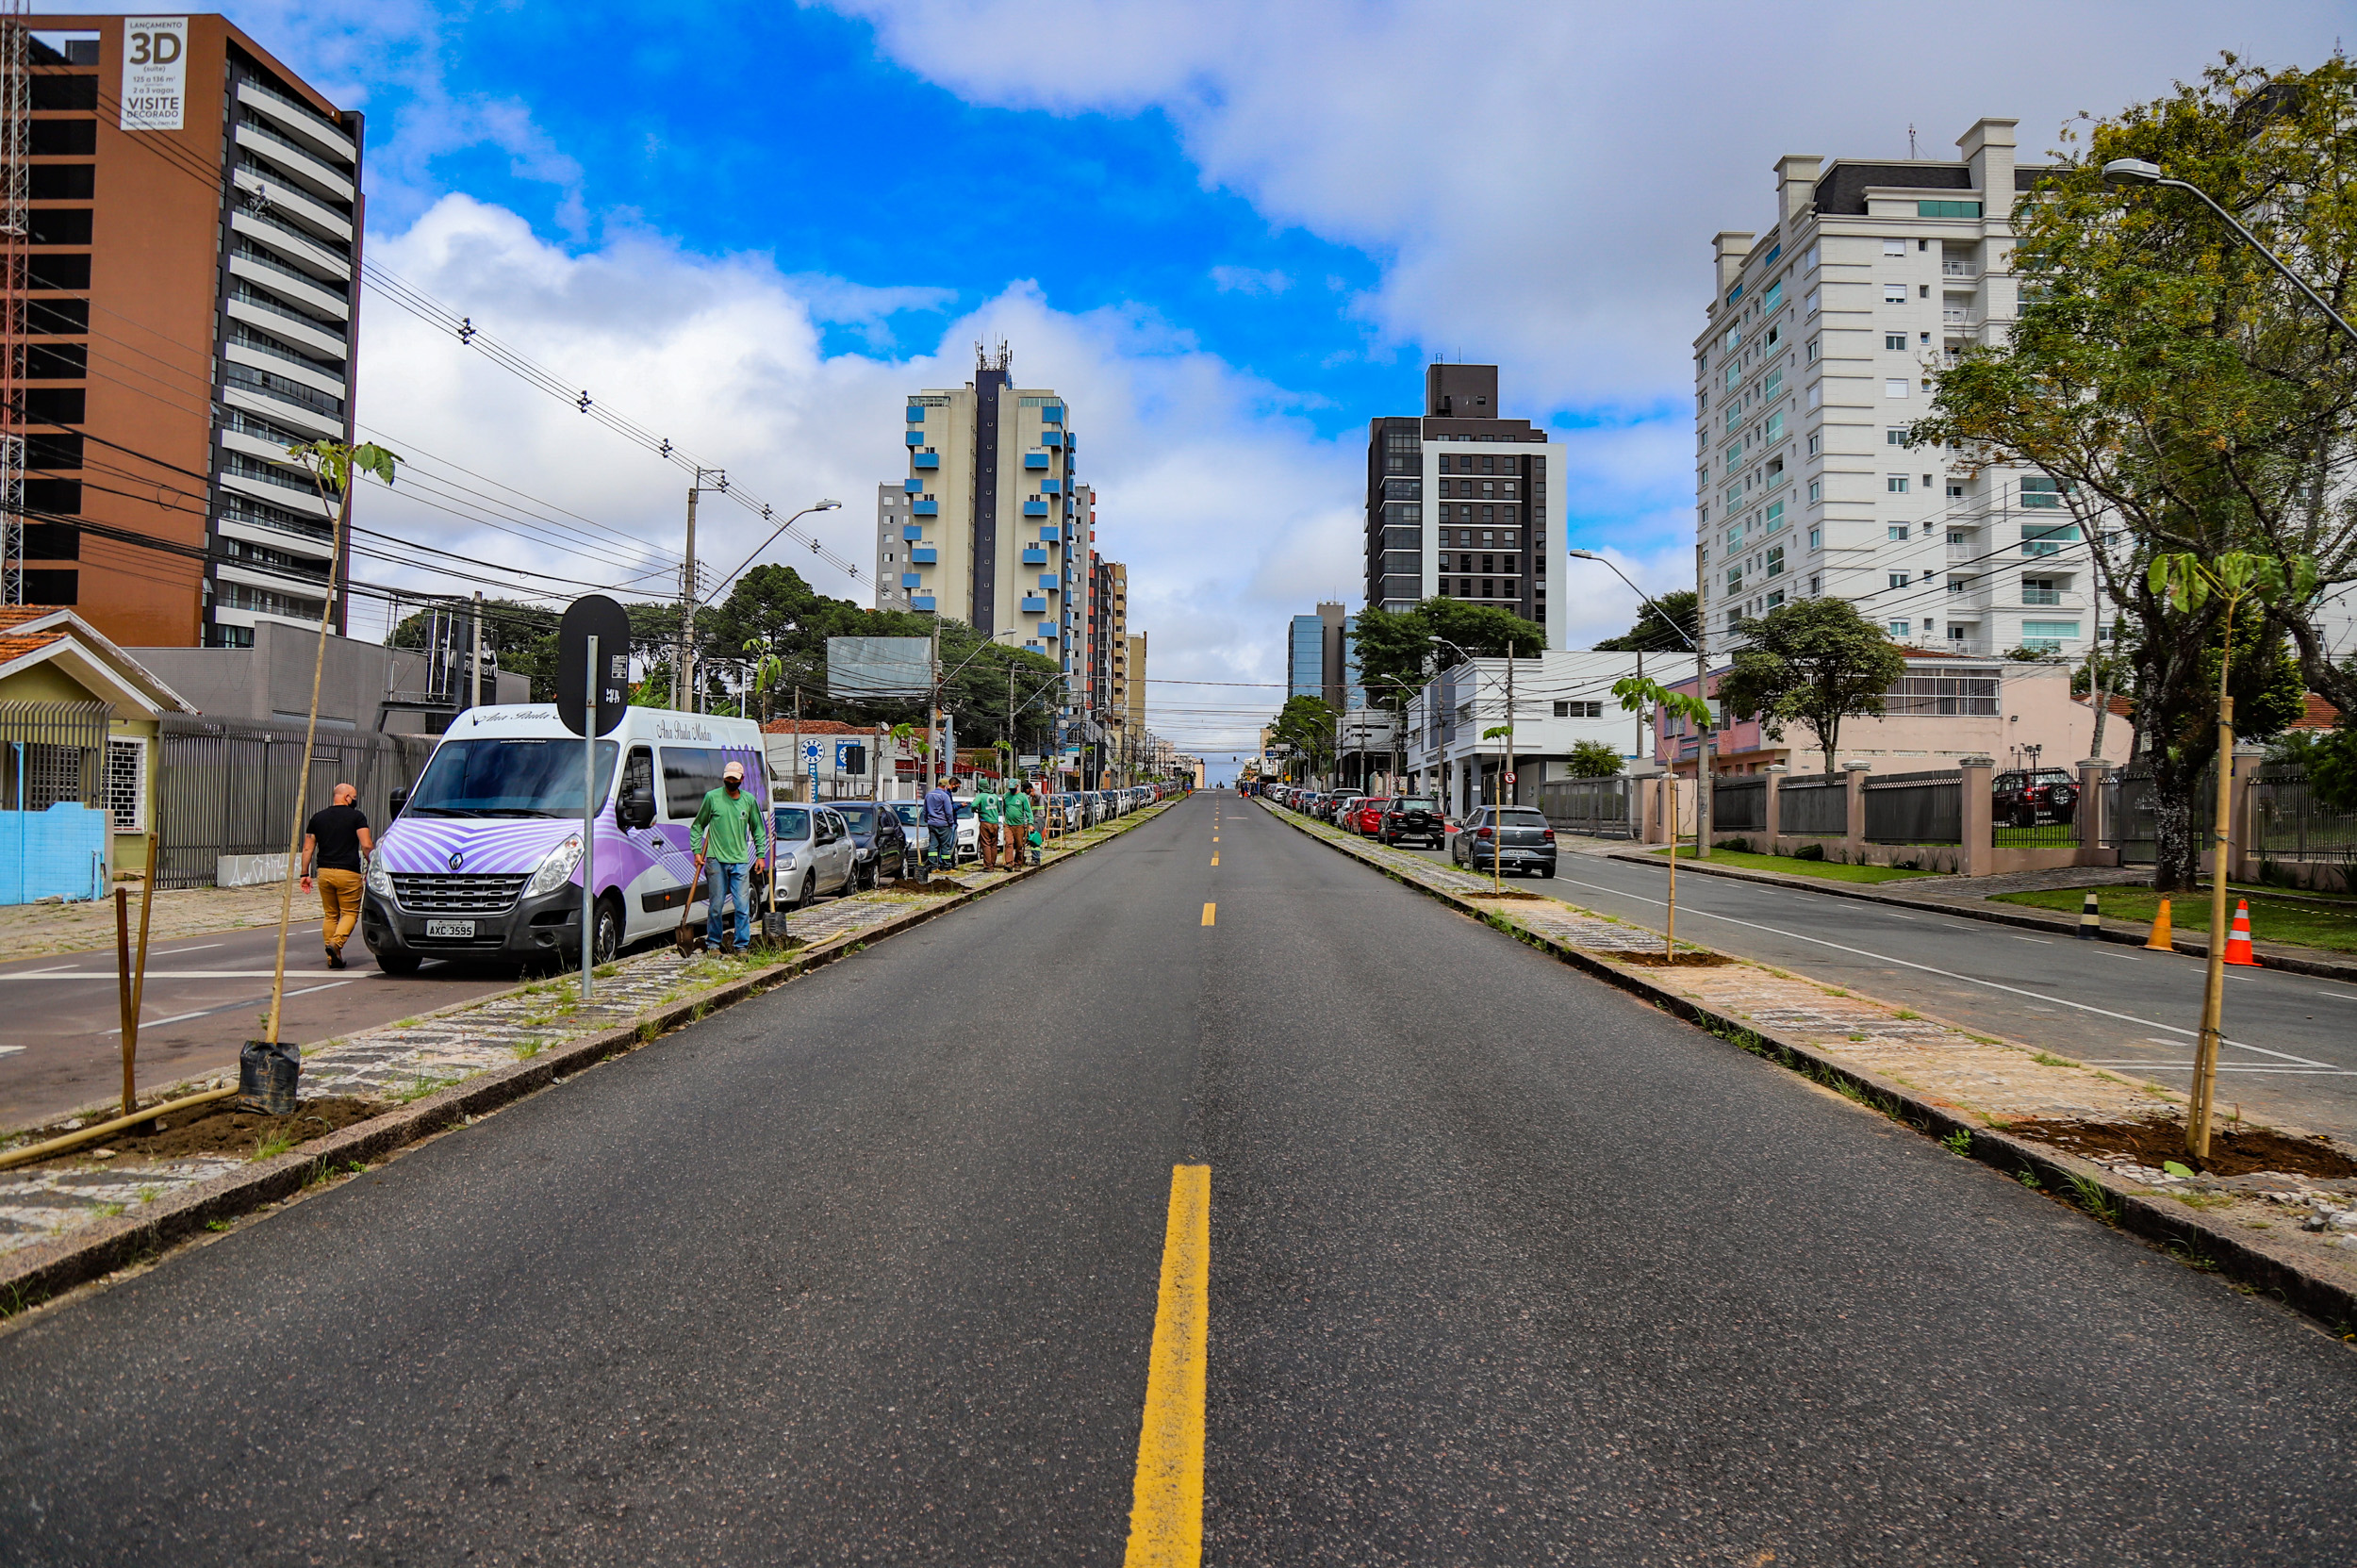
top-left (690, 759), bottom-right (768, 954)
top-left (1002, 780), bottom-right (1034, 867)
top-left (974, 779), bottom-right (1003, 869)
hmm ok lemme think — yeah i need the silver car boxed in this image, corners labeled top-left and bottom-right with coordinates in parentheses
top-left (771, 803), bottom-right (857, 907)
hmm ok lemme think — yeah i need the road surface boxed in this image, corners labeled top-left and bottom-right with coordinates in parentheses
top-left (2, 793), bottom-right (2351, 1563)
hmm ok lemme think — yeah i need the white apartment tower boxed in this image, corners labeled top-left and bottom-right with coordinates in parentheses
top-left (872, 483), bottom-right (915, 611)
top-left (1697, 120), bottom-right (2092, 662)
top-left (893, 342), bottom-right (1072, 656)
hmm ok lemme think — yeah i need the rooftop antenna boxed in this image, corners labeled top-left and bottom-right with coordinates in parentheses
top-left (1907, 123), bottom-right (1919, 158)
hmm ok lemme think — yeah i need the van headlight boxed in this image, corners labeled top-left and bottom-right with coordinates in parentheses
top-left (366, 858), bottom-right (391, 897)
top-left (524, 834), bottom-right (585, 899)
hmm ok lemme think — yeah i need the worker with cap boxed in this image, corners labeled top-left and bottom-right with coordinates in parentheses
top-left (690, 758), bottom-right (768, 955)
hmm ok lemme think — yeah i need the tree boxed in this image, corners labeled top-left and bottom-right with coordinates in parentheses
top-left (1911, 54), bottom-right (2357, 889)
top-left (1593, 589), bottom-right (1698, 653)
top-left (1270, 694), bottom-right (1338, 783)
top-left (1349, 599), bottom-right (1545, 702)
top-left (1564, 739), bottom-right (1624, 778)
top-left (1713, 598), bottom-right (1907, 777)
top-left (388, 598), bottom-right (561, 701)
top-left (1614, 675), bottom-right (1715, 960)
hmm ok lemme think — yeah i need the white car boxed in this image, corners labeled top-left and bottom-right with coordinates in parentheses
top-left (955, 798), bottom-right (981, 861)
top-left (770, 803), bottom-right (857, 907)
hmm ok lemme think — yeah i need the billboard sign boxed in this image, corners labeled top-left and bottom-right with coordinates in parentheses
top-left (826, 637), bottom-right (931, 701)
top-left (120, 18), bottom-right (189, 131)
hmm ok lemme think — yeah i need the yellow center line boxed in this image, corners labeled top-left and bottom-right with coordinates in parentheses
top-left (1210, 852), bottom-right (1218, 866)
top-left (1200, 902), bottom-right (1215, 926)
top-left (1124, 1164), bottom-right (1210, 1568)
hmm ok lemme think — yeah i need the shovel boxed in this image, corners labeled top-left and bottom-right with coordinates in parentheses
top-left (674, 856), bottom-right (708, 956)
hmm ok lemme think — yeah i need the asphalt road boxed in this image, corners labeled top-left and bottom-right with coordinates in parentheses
top-left (1393, 832), bottom-right (2357, 1142)
top-left (0, 922), bottom-right (520, 1131)
top-left (2, 792), bottom-right (2353, 1564)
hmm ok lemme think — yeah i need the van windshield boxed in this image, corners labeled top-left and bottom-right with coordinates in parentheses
top-left (407, 739), bottom-right (618, 817)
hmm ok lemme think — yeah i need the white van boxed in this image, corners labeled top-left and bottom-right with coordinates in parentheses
top-left (362, 705), bottom-right (767, 971)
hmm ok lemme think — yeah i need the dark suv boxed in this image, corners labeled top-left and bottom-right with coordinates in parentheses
top-left (1992, 767), bottom-right (2079, 828)
top-left (1377, 795), bottom-right (1445, 849)
top-left (1450, 805), bottom-right (1558, 877)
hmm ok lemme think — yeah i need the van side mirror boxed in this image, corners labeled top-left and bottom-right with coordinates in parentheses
top-left (388, 789), bottom-right (408, 819)
top-left (618, 787), bottom-right (656, 829)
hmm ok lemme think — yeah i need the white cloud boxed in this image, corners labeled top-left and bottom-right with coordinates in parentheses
top-left (353, 196), bottom-right (1354, 751)
top-left (1210, 265), bottom-right (1293, 295)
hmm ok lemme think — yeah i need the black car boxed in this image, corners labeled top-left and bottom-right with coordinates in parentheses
top-left (1450, 805), bottom-right (1558, 877)
top-left (1377, 794), bottom-right (1445, 849)
top-left (1992, 767), bottom-right (2078, 828)
top-left (830, 800), bottom-right (909, 888)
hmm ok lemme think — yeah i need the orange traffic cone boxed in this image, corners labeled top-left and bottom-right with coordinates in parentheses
top-left (2144, 897), bottom-right (2173, 951)
top-left (2223, 899), bottom-right (2259, 966)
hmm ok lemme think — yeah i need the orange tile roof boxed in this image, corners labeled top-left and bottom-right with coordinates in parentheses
top-left (0, 628), bottom-right (63, 665)
top-left (2294, 692), bottom-right (2343, 731)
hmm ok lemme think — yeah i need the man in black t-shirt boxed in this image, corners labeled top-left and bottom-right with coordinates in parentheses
top-left (301, 783), bottom-right (374, 970)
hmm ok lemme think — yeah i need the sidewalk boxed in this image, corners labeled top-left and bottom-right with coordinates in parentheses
top-left (1268, 802), bottom-right (2357, 1329)
top-left (0, 882), bottom-right (301, 962)
top-left (1599, 844), bottom-right (2357, 982)
top-left (0, 798), bottom-right (1180, 1276)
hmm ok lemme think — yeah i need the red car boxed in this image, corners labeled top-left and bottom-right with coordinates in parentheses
top-left (1347, 796), bottom-right (1392, 836)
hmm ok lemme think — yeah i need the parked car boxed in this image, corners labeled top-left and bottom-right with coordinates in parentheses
top-left (954, 797), bottom-right (981, 859)
top-left (1449, 805), bottom-right (1558, 877)
top-left (828, 801), bottom-right (908, 888)
top-left (1993, 767), bottom-right (2079, 828)
top-left (1347, 796), bottom-right (1391, 836)
top-left (772, 802), bottom-right (859, 905)
top-left (1377, 795), bottom-right (1444, 849)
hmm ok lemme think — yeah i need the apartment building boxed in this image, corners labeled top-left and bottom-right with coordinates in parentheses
top-left (5, 14), bottom-right (361, 649)
top-left (1286, 601), bottom-right (1364, 710)
top-left (1362, 363), bottom-right (1569, 652)
top-left (1698, 120), bottom-right (2092, 661)
top-left (1124, 629), bottom-right (1146, 735)
top-left (895, 341), bottom-right (1070, 654)
top-left (871, 482), bottom-right (916, 611)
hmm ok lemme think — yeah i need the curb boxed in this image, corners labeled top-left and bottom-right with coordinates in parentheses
top-left (1, 797), bottom-right (1187, 1317)
top-left (1266, 802), bottom-right (2357, 1336)
top-left (1598, 847), bottom-right (2357, 984)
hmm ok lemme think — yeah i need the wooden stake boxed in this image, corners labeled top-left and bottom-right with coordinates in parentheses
top-left (123, 834), bottom-right (157, 1116)
top-left (114, 887), bottom-right (134, 1115)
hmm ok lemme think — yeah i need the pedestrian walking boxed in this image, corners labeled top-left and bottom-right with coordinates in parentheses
top-left (298, 782), bottom-right (372, 970)
top-left (923, 775), bottom-right (959, 871)
top-left (690, 760), bottom-right (768, 955)
top-left (1001, 778), bottom-right (1033, 866)
top-left (975, 777), bottom-right (1003, 869)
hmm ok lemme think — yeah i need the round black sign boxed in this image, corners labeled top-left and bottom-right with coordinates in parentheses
top-left (555, 594), bottom-right (633, 737)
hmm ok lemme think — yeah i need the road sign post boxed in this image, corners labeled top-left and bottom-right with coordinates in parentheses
top-left (558, 595), bottom-right (631, 1000)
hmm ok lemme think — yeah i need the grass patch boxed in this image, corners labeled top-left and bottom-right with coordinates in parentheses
top-left (390, 1073), bottom-right (459, 1105)
top-left (1652, 845), bottom-right (1938, 883)
top-left (2030, 1051), bottom-right (2082, 1068)
top-left (250, 1131), bottom-right (298, 1162)
top-left (1992, 884), bottom-right (2357, 955)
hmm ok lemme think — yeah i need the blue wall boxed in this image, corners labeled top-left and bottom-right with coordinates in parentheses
top-left (1, 802), bottom-right (108, 904)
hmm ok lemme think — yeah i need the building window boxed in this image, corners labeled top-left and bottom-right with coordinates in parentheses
top-left (1883, 239), bottom-right (1905, 256)
top-left (1889, 572), bottom-right (1910, 589)
top-left (1808, 573), bottom-right (1821, 594)
top-left (1885, 333), bottom-right (1907, 351)
top-left (1805, 336), bottom-right (1819, 364)
top-left (1805, 432), bottom-right (1820, 456)
top-left (1889, 620), bottom-right (1911, 637)
top-left (1918, 200), bottom-right (1983, 219)
top-left (1807, 527), bottom-right (1821, 550)
top-left (1885, 378), bottom-right (1910, 398)
top-left (1765, 411), bottom-right (1784, 441)
top-left (2019, 475), bottom-right (2068, 508)
top-left (1766, 546), bottom-right (1785, 577)
top-left (1887, 427), bottom-right (1907, 445)
top-left (2020, 620), bottom-right (2081, 650)
top-left (1884, 284), bottom-right (1908, 304)
top-left (1805, 288), bottom-right (1820, 317)
top-left (1766, 590), bottom-right (1784, 609)
top-left (106, 738), bottom-right (145, 832)
top-left (1554, 701), bottom-right (1603, 718)
top-left (1888, 525), bottom-right (1908, 542)
top-left (1887, 475), bottom-right (1909, 493)
top-left (1807, 480), bottom-right (1821, 503)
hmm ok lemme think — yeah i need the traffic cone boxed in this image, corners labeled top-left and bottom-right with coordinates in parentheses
top-left (2224, 899), bottom-right (2259, 966)
top-left (2144, 897), bottom-right (2173, 950)
top-left (2078, 889), bottom-right (2101, 939)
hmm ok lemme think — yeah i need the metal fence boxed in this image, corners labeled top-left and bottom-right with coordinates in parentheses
top-left (1863, 768), bottom-right (1963, 845)
top-left (2108, 762), bottom-right (2212, 867)
top-left (155, 717), bottom-right (435, 889)
top-left (0, 700), bottom-right (108, 811)
top-left (2251, 763), bottom-right (2357, 866)
top-left (1711, 776), bottom-right (1766, 834)
top-left (1776, 775), bottom-right (1847, 836)
top-left (1537, 775), bottom-right (1634, 837)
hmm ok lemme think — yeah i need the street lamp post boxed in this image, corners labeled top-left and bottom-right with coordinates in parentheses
top-left (2101, 157), bottom-right (2357, 1159)
top-left (1567, 549), bottom-right (1707, 858)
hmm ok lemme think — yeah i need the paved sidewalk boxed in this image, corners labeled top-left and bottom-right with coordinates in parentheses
top-left (0, 882), bottom-right (301, 961)
top-left (1272, 803), bottom-right (2357, 1304)
top-left (0, 801), bottom-right (1176, 1261)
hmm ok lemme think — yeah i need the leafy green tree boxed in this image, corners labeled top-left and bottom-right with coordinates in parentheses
top-left (1593, 589), bottom-right (1698, 653)
top-left (387, 598), bottom-right (561, 701)
top-left (1349, 599), bottom-right (1545, 705)
top-left (1911, 54), bottom-right (2357, 887)
top-left (1270, 694), bottom-right (1339, 783)
top-left (1564, 739), bottom-right (1624, 778)
top-left (1713, 598), bottom-right (1907, 777)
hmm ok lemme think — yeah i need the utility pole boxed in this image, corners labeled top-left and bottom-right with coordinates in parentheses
top-left (1694, 540), bottom-right (1712, 861)
top-left (678, 466), bottom-right (725, 712)
top-left (470, 589), bottom-right (483, 710)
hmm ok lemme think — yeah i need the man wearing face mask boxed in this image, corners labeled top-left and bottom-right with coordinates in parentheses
top-left (690, 759), bottom-right (768, 955)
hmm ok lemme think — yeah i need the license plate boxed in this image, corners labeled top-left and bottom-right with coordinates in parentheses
top-left (425, 919), bottom-right (476, 939)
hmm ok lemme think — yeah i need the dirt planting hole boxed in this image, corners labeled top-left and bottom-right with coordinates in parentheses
top-left (2003, 1116), bottom-right (2357, 1180)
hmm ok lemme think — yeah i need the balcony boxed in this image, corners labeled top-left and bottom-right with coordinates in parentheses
top-left (1039, 623), bottom-right (1059, 639)
top-left (913, 501), bottom-right (938, 516)
top-left (907, 406), bottom-right (926, 423)
top-left (1042, 431), bottom-right (1063, 447)
top-left (913, 452), bottom-right (939, 470)
top-left (1022, 548), bottom-right (1047, 565)
top-left (1023, 452), bottom-right (1050, 470)
top-left (1042, 404), bottom-right (1063, 424)
top-left (1037, 573), bottom-right (1057, 590)
top-left (905, 431), bottom-right (925, 447)
top-left (1039, 525), bottom-right (1061, 540)
top-left (901, 573), bottom-right (921, 588)
top-left (2022, 587), bottom-right (2064, 606)
top-left (1041, 478), bottom-right (1061, 493)
top-left (1022, 596), bottom-right (1048, 613)
top-left (1942, 260), bottom-right (1977, 279)
top-left (912, 596), bottom-right (936, 612)
top-left (904, 479), bottom-right (923, 495)
top-left (1023, 499), bottom-right (1048, 517)
top-left (236, 78), bottom-right (356, 164)
top-left (903, 524), bottom-right (923, 540)
top-left (910, 548), bottom-right (938, 563)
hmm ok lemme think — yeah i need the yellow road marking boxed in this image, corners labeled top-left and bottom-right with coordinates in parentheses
top-left (1124, 1164), bottom-right (1210, 1568)
top-left (1200, 902), bottom-right (1215, 926)
top-left (1210, 852), bottom-right (1218, 866)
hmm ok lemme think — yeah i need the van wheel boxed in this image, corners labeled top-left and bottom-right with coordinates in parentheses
top-left (591, 897), bottom-right (623, 966)
top-left (374, 950), bottom-right (421, 976)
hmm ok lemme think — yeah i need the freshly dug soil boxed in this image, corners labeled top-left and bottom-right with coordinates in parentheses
top-left (1611, 950), bottom-right (1734, 967)
top-left (86, 1097), bottom-right (387, 1164)
top-left (2004, 1115), bottom-right (2357, 1180)
top-left (880, 879), bottom-right (959, 895)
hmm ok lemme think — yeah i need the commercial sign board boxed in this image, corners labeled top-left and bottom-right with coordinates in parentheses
top-left (120, 17), bottom-right (188, 131)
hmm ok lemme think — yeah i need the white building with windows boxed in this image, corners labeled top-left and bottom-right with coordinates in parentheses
top-left (1398, 650), bottom-right (1645, 816)
top-left (1697, 120), bottom-right (2096, 663)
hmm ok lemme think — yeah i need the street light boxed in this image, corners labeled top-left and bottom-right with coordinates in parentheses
top-left (1569, 547), bottom-right (1710, 860)
top-left (2101, 158), bottom-right (2357, 347)
top-left (701, 499), bottom-right (847, 605)
top-left (1567, 550), bottom-right (1697, 652)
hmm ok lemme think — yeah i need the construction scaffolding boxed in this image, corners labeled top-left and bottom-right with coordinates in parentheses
top-left (0, 0), bottom-right (27, 607)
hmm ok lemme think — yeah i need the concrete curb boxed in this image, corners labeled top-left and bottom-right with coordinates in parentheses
top-left (0, 797), bottom-right (1188, 1317)
top-left (1598, 847), bottom-right (2357, 984)
top-left (1266, 802), bottom-right (2357, 1336)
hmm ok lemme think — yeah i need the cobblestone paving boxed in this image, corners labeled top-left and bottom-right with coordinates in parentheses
top-left (0, 806), bottom-right (1172, 1259)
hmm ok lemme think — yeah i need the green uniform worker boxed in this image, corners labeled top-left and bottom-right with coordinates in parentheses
top-left (1001, 782), bottom-right (1034, 866)
top-left (975, 781), bottom-right (1003, 868)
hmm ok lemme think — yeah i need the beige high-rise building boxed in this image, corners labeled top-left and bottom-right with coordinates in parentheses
top-left (893, 342), bottom-right (1071, 655)
top-left (1124, 631), bottom-right (1146, 734)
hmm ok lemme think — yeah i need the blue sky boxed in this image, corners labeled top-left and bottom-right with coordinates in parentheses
top-left (51, 0), bottom-right (2357, 760)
